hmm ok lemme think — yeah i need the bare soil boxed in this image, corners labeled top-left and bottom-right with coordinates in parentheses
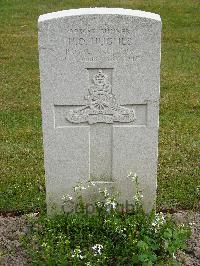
top-left (173, 211), bottom-right (200, 266)
top-left (0, 215), bottom-right (30, 265)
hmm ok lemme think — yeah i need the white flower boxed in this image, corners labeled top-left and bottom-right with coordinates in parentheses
top-left (96, 201), bottom-right (103, 207)
top-left (115, 226), bottom-right (126, 234)
top-left (74, 186), bottom-right (80, 191)
top-left (104, 197), bottom-right (117, 212)
top-left (133, 194), bottom-right (140, 202)
top-left (173, 253), bottom-right (176, 260)
top-left (99, 187), bottom-right (109, 197)
top-left (127, 172), bottom-right (137, 182)
top-left (72, 248), bottom-right (84, 259)
top-left (104, 188), bottom-right (109, 195)
top-left (88, 181), bottom-right (96, 187)
top-left (151, 212), bottom-right (166, 233)
top-left (61, 195), bottom-right (66, 200)
top-left (189, 222), bottom-right (195, 226)
top-left (74, 183), bottom-right (87, 191)
top-left (92, 244), bottom-right (103, 256)
top-left (61, 194), bottom-right (73, 201)
top-left (111, 202), bottom-right (117, 209)
top-left (127, 171), bottom-right (133, 177)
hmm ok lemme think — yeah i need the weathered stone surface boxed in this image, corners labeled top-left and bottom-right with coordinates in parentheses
top-left (38, 8), bottom-right (162, 214)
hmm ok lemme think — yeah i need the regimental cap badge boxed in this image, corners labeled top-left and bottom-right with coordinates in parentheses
top-left (66, 69), bottom-right (136, 124)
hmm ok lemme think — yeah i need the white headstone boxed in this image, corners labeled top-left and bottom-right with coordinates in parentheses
top-left (38, 8), bottom-right (162, 214)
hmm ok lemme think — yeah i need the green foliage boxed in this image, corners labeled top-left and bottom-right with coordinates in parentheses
top-left (23, 177), bottom-right (190, 265)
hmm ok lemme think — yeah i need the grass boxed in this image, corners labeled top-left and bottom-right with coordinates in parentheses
top-left (0, 0), bottom-right (200, 213)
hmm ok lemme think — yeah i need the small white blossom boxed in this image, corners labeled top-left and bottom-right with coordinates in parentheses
top-left (99, 187), bottom-right (110, 197)
top-left (74, 184), bottom-right (87, 191)
top-left (61, 195), bottom-right (66, 200)
top-left (62, 194), bottom-right (73, 201)
top-left (74, 185), bottom-right (80, 191)
top-left (89, 181), bottom-right (96, 187)
top-left (189, 222), bottom-right (195, 226)
top-left (72, 248), bottom-right (84, 259)
top-left (151, 212), bottom-right (166, 233)
top-left (172, 253), bottom-right (176, 260)
top-left (111, 202), bottom-right (117, 209)
top-left (115, 226), bottom-right (126, 234)
top-left (96, 201), bottom-right (103, 207)
top-left (104, 197), bottom-right (117, 212)
top-left (133, 194), bottom-right (140, 202)
top-left (127, 172), bottom-right (137, 182)
top-left (92, 244), bottom-right (103, 256)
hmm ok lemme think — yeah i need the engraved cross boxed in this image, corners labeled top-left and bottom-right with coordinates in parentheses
top-left (54, 68), bottom-right (147, 182)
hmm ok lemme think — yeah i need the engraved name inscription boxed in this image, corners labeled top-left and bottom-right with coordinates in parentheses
top-left (67, 37), bottom-right (133, 46)
top-left (66, 70), bottom-right (136, 125)
top-left (63, 24), bottom-right (142, 62)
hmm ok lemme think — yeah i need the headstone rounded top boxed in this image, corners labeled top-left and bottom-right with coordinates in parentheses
top-left (38, 8), bottom-right (161, 23)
